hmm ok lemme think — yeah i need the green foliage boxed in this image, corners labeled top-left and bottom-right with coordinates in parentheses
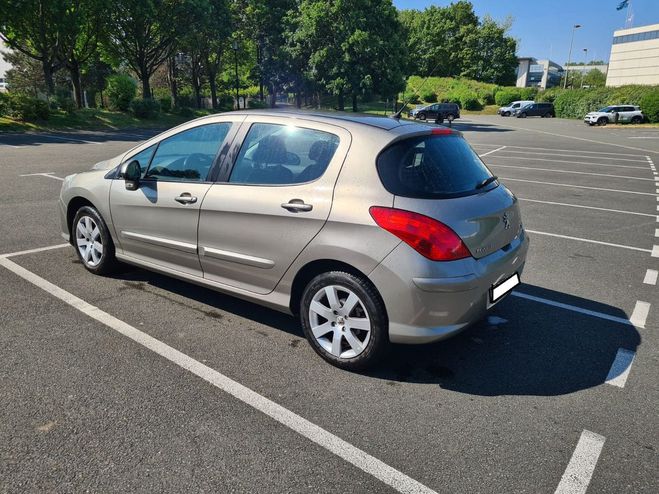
top-left (640, 91), bottom-right (659, 122)
top-left (406, 76), bottom-right (498, 108)
top-left (0, 92), bottom-right (9, 117)
top-left (248, 99), bottom-right (269, 109)
top-left (421, 91), bottom-right (437, 103)
top-left (130, 98), bottom-right (161, 119)
top-left (6, 93), bottom-right (50, 120)
top-left (494, 88), bottom-right (521, 106)
top-left (59, 97), bottom-right (78, 115)
top-left (106, 74), bottom-right (137, 111)
top-left (158, 96), bottom-right (172, 112)
top-left (583, 69), bottom-right (606, 88)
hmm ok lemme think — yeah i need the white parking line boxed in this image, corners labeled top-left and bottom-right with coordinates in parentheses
top-left (525, 230), bottom-right (652, 254)
top-left (486, 155), bottom-right (649, 170)
top-left (629, 136), bottom-right (659, 139)
top-left (654, 246), bottom-right (659, 257)
top-left (0, 243), bottom-right (70, 259)
top-left (643, 269), bottom-right (658, 285)
top-left (517, 198), bottom-right (656, 218)
top-left (511, 292), bottom-right (635, 327)
top-left (605, 349), bottom-right (636, 388)
top-left (479, 145), bottom-right (506, 157)
top-left (629, 301), bottom-right (651, 328)
top-left (491, 149), bottom-right (648, 163)
top-left (471, 143), bottom-right (647, 158)
top-left (488, 164), bottom-right (654, 181)
top-left (500, 177), bottom-right (656, 197)
top-left (19, 172), bottom-right (64, 181)
top-left (0, 256), bottom-right (437, 494)
top-left (554, 430), bottom-right (605, 494)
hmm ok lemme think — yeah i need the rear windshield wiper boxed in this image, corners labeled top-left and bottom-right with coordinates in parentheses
top-left (476, 176), bottom-right (498, 189)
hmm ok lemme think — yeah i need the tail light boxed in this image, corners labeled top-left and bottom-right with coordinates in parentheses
top-left (369, 206), bottom-right (471, 261)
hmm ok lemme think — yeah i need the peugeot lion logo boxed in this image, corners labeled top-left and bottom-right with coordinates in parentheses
top-left (502, 212), bottom-right (511, 229)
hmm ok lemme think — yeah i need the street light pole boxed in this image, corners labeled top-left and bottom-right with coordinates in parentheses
top-left (563, 24), bottom-right (582, 89)
top-left (581, 48), bottom-right (588, 89)
top-left (232, 40), bottom-right (239, 109)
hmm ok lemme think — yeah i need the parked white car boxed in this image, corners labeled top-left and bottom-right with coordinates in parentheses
top-left (497, 100), bottom-right (534, 117)
top-left (584, 105), bottom-right (644, 126)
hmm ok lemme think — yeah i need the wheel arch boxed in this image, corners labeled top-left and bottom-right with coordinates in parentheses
top-left (66, 196), bottom-right (96, 241)
top-left (289, 259), bottom-right (381, 316)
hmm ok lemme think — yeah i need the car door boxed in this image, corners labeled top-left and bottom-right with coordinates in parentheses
top-left (197, 116), bottom-right (351, 294)
top-left (110, 120), bottom-right (238, 276)
top-left (619, 106), bottom-right (634, 122)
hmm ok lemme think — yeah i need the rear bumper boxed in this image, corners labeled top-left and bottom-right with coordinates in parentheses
top-left (369, 230), bottom-right (529, 344)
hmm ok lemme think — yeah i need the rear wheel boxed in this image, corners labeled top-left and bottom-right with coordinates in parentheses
top-left (518, 112), bottom-right (527, 118)
top-left (631, 115), bottom-right (643, 124)
top-left (446, 113), bottom-right (455, 122)
top-left (597, 117), bottom-right (608, 126)
top-left (300, 272), bottom-right (389, 370)
top-left (418, 113), bottom-right (426, 121)
top-left (544, 112), bottom-right (553, 118)
top-left (73, 206), bottom-right (119, 275)
top-left (503, 111), bottom-right (510, 117)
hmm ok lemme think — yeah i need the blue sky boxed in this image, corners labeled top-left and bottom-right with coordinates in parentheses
top-left (393, 0), bottom-right (659, 65)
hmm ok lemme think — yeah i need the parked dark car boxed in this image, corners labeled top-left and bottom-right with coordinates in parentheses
top-left (409, 103), bottom-right (461, 122)
top-left (514, 102), bottom-right (555, 118)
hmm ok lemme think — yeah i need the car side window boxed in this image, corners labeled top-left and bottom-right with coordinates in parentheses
top-left (145, 123), bottom-right (231, 182)
top-left (229, 123), bottom-right (339, 185)
top-left (125, 144), bottom-right (157, 178)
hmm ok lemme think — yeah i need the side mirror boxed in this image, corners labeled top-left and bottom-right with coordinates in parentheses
top-left (119, 160), bottom-right (141, 190)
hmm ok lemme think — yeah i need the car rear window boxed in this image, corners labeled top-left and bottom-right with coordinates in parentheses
top-left (376, 134), bottom-right (495, 198)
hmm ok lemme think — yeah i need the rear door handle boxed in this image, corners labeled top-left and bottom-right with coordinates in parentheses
top-left (281, 199), bottom-right (313, 212)
top-left (175, 193), bottom-right (197, 205)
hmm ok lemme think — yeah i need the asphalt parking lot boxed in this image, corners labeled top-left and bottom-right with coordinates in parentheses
top-left (1, 115), bottom-right (657, 493)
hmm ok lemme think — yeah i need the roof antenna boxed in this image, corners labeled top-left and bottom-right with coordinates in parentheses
top-left (390, 60), bottom-right (444, 120)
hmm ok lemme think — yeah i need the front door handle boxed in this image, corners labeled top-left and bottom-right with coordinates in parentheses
top-left (175, 193), bottom-right (197, 205)
top-left (281, 199), bottom-right (313, 212)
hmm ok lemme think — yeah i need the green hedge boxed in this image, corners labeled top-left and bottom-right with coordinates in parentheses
top-left (106, 74), bottom-right (137, 111)
top-left (2, 93), bottom-right (50, 120)
top-left (130, 98), bottom-right (161, 119)
top-left (539, 85), bottom-right (659, 120)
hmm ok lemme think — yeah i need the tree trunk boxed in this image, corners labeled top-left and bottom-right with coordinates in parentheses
top-left (295, 91), bottom-right (301, 109)
top-left (269, 84), bottom-right (276, 108)
top-left (168, 57), bottom-right (178, 108)
top-left (337, 90), bottom-right (344, 111)
top-left (69, 62), bottom-right (83, 108)
top-left (141, 74), bottom-right (151, 100)
top-left (352, 93), bottom-right (358, 113)
top-left (209, 76), bottom-right (218, 109)
top-left (42, 60), bottom-right (55, 96)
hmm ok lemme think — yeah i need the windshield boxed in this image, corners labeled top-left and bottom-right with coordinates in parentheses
top-left (377, 134), bottom-right (495, 199)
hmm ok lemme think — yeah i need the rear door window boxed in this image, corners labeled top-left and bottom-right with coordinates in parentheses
top-left (377, 135), bottom-right (495, 198)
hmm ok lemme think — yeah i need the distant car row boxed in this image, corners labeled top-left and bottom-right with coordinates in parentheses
top-left (408, 103), bottom-right (460, 122)
top-left (497, 101), bottom-right (555, 118)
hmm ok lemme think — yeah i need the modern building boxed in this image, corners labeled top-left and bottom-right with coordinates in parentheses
top-left (564, 63), bottom-right (609, 76)
top-left (606, 23), bottom-right (659, 87)
top-left (516, 57), bottom-right (563, 90)
top-left (0, 38), bottom-right (11, 91)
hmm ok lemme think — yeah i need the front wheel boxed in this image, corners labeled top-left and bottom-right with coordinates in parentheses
top-left (597, 117), bottom-right (608, 126)
top-left (418, 113), bottom-right (426, 121)
top-left (518, 112), bottom-right (527, 118)
top-left (73, 205), bottom-right (119, 275)
top-left (300, 272), bottom-right (389, 370)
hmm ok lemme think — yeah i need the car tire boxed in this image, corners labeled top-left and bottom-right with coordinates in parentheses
top-left (72, 205), bottom-right (119, 275)
top-left (631, 116), bottom-right (643, 124)
top-left (544, 112), bottom-right (553, 118)
top-left (597, 117), bottom-right (607, 126)
top-left (446, 113), bottom-right (455, 122)
top-left (518, 112), bottom-right (527, 118)
top-left (418, 113), bottom-right (426, 121)
top-left (300, 271), bottom-right (389, 371)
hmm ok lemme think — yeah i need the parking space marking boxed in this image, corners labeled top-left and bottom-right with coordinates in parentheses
top-left (486, 155), bottom-right (649, 170)
top-left (491, 149), bottom-right (649, 163)
top-left (0, 243), bottom-right (70, 259)
top-left (0, 256), bottom-right (438, 494)
top-left (488, 164), bottom-right (654, 181)
top-left (19, 172), bottom-right (64, 181)
top-left (525, 230), bottom-right (653, 254)
top-left (517, 198), bottom-right (656, 218)
top-left (511, 292), bottom-right (636, 327)
top-left (500, 177), bottom-right (656, 197)
top-left (605, 349), bottom-right (636, 388)
top-left (470, 144), bottom-right (647, 158)
top-left (554, 430), bottom-right (605, 494)
top-left (479, 145), bottom-right (506, 157)
top-left (643, 269), bottom-right (658, 285)
top-left (629, 301), bottom-right (651, 328)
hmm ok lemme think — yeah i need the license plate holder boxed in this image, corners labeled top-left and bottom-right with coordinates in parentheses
top-left (490, 272), bottom-right (520, 303)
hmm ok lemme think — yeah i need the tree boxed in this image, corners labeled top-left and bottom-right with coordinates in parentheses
top-left (583, 68), bottom-right (606, 88)
top-left (103, 0), bottom-right (183, 98)
top-left (460, 16), bottom-right (517, 85)
top-left (2, 49), bottom-right (46, 96)
top-left (0, 0), bottom-right (65, 95)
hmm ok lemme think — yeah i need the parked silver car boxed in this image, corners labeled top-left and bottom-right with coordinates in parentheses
top-left (59, 111), bottom-right (528, 369)
top-left (584, 105), bottom-right (644, 126)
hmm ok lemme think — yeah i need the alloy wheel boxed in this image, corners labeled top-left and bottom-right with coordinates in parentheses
top-left (308, 285), bottom-right (372, 359)
top-left (75, 216), bottom-right (104, 267)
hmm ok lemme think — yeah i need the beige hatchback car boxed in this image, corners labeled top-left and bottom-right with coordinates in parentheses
top-left (60, 111), bottom-right (528, 369)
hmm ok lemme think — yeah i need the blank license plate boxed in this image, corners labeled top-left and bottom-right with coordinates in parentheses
top-left (490, 273), bottom-right (520, 303)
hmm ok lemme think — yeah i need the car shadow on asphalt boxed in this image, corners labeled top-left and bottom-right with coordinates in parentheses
top-left (0, 130), bottom-right (162, 147)
top-left (111, 267), bottom-right (640, 396)
top-left (448, 121), bottom-right (513, 133)
top-left (369, 284), bottom-right (641, 396)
